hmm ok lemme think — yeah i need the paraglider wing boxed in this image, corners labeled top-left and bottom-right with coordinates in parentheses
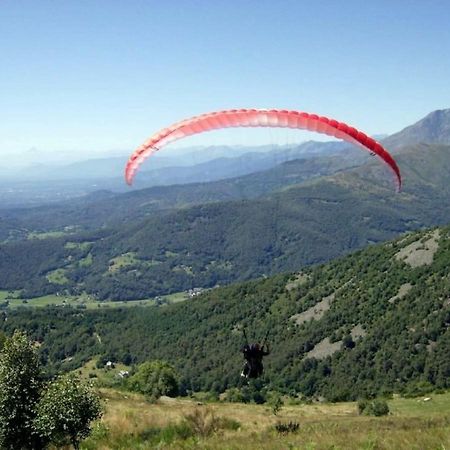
top-left (125, 109), bottom-right (401, 190)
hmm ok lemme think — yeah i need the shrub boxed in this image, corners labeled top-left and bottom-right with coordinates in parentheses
top-left (358, 398), bottom-right (389, 416)
top-left (401, 380), bottom-right (434, 398)
top-left (222, 387), bottom-right (245, 403)
top-left (182, 406), bottom-right (240, 437)
top-left (275, 421), bottom-right (300, 434)
top-left (128, 360), bottom-right (179, 400)
top-left (266, 391), bottom-right (284, 415)
top-left (183, 406), bottom-right (220, 437)
top-left (357, 398), bottom-right (368, 415)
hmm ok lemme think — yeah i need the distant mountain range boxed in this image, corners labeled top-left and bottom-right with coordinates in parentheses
top-left (1, 110), bottom-right (448, 209)
top-left (0, 149), bottom-right (367, 235)
top-left (0, 141), bottom-right (351, 207)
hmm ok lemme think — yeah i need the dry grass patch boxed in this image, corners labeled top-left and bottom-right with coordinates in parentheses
top-left (394, 229), bottom-right (440, 268)
top-left (388, 283), bottom-right (413, 303)
top-left (82, 390), bottom-right (450, 449)
top-left (291, 293), bottom-right (335, 326)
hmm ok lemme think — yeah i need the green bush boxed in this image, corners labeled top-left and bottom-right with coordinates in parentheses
top-left (0, 331), bottom-right (43, 449)
top-left (127, 360), bottom-right (179, 400)
top-left (358, 398), bottom-right (389, 416)
top-left (357, 398), bottom-right (369, 415)
top-left (401, 381), bottom-right (434, 398)
top-left (266, 391), bottom-right (284, 415)
top-left (0, 332), bottom-right (102, 450)
top-left (222, 387), bottom-right (245, 403)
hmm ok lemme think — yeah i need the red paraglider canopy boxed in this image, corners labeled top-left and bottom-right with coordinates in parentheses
top-left (125, 109), bottom-right (401, 190)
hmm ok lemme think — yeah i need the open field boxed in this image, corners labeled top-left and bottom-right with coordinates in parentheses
top-left (27, 230), bottom-right (71, 240)
top-left (0, 290), bottom-right (189, 310)
top-left (81, 389), bottom-right (450, 449)
top-left (0, 291), bottom-right (15, 301)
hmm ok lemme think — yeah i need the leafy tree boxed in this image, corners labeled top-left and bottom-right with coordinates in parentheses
top-left (128, 360), bottom-right (179, 400)
top-left (0, 330), bottom-right (43, 449)
top-left (34, 374), bottom-right (102, 449)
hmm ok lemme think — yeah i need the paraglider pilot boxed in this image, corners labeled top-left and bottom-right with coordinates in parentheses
top-left (241, 331), bottom-right (270, 379)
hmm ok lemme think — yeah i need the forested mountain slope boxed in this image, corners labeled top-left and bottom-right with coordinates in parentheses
top-left (0, 148), bottom-right (365, 239)
top-left (0, 142), bottom-right (449, 300)
top-left (1, 109), bottom-right (450, 299)
top-left (2, 108), bottom-right (449, 238)
top-left (2, 224), bottom-right (450, 400)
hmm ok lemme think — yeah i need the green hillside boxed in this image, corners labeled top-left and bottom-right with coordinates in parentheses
top-left (0, 149), bottom-right (364, 241)
top-left (2, 223), bottom-right (450, 400)
top-left (1, 143), bottom-right (449, 300)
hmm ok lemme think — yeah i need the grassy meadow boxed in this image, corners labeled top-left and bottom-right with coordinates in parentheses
top-left (0, 290), bottom-right (189, 310)
top-left (81, 389), bottom-right (450, 449)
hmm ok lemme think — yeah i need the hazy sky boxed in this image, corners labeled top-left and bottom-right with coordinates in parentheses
top-left (1, 0), bottom-right (450, 161)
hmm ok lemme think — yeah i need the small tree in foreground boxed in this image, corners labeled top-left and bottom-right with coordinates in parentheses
top-left (0, 330), bottom-right (43, 449)
top-left (34, 374), bottom-right (103, 449)
top-left (0, 331), bottom-right (102, 449)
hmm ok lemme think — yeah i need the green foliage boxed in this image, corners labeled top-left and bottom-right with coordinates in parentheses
top-left (2, 226), bottom-right (450, 402)
top-left (222, 383), bottom-right (268, 405)
top-left (189, 390), bottom-right (219, 402)
top-left (0, 330), bottom-right (43, 449)
top-left (267, 391), bottom-right (284, 415)
top-left (223, 387), bottom-right (246, 403)
top-left (401, 380), bottom-right (435, 398)
top-left (357, 399), bottom-right (369, 414)
top-left (358, 398), bottom-right (390, 416)
top-left (0, 331), bottom-right (5, 351)
top-left (0, 332), bottom-right (102, 450)
top-left (128, 360), bottom-right (179, 400)
top-left (33, 374), bottom-right (102, 449)
top-left (2, 143), bottom-right (450, 301)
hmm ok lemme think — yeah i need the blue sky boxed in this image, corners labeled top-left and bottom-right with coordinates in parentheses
top-left (1, 0), bottom-right (450, 160)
